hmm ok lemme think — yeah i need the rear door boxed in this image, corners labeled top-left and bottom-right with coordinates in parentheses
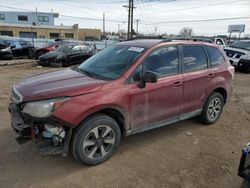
top-left (128, 46), bottom-right (183, 131)
top-left (181, 45), bottom-right (212, 117)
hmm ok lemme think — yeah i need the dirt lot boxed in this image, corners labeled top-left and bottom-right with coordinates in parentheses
top-left (0, 61), bottom-right (250, 188)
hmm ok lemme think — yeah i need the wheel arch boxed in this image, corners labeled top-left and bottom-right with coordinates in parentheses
top-left (77, 105), bottom-right (128, 136)
top-left (213, 87), bottom-right (227, 104)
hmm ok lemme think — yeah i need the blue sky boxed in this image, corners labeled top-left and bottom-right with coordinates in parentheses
top-left (0, 0), bottom-right (250, 36)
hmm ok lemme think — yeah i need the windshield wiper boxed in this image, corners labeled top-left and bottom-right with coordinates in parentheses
top-left (78, 68), bottom-right (98, 79)
top-left (71, 66), bottom-right (110, 80)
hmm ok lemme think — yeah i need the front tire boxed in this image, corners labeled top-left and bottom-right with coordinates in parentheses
top-left (199, 92), bottom-right (224, 125)
top-left (72, 114), bottom-right (121, 165)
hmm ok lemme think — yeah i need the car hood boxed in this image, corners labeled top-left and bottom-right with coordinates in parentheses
top-left (39, 51), bottom-right (66, 59)
top-left (14, 68), bottom-right (106, 102)
top-left (224, 47), bottom-right (250, 55)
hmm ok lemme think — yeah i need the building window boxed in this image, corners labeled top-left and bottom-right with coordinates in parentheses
top-left (49, 33), bottom-right (59, 39)
top-left (0, 31), bottom-right (13, 36)
top-left (0, 14), bottom-right (5, 20)
top-left (38, 16), bottom-right (49, 22)
top-left (18, 15), bottom-right (28, 21)
top-left (65, 33), bottom-right (74, 39)
top-left (19, 32), bottom-right (37, 38)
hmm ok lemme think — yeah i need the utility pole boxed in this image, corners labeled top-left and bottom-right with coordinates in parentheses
top-left (154, 27), bottom-right (157, 36)
top-left (103, 13), bottom-right (105, 38)
top-left (135, 19), bottom-right (140, 34)
top-left (130, 0), bottom-right (134, 39)
top-left (123, 0), bottom-right (135, 40)
top-left (127, 0), bottom-right (131, 39)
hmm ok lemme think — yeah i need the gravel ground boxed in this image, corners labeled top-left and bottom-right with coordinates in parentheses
top-left (0, 61), bottom-right (250, 188)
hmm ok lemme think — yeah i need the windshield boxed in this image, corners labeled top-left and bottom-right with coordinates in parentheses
top-left (230, 41), bottom-right (250, 51)
top-left (56, 45), bottom-right (73, 53)
top-left (78, 45), bottom-right (145, 80)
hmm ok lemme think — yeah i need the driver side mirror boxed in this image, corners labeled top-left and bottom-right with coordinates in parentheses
top-left (138, 71), bottom-right (158, 88)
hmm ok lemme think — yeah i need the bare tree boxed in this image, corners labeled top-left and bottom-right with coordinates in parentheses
top-left (179, 27), bottom-right (194, 37)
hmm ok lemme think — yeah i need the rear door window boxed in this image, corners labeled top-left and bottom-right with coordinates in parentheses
top-left (182, 45), bottom-right (208, 73)
top-left (206, 46), bottom-right (225, 67)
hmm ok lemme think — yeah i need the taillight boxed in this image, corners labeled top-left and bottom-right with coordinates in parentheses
top-left (228, 65), bottom-right (235, 80)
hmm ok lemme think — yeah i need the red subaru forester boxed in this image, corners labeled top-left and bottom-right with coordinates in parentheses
top-left (9, 39), bottom-right (234, 165)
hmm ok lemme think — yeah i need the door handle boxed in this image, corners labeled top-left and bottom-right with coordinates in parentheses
top-left (207, 73), bottom-right (215, 78)
top-left (172, 81), bottom-right (182, 87)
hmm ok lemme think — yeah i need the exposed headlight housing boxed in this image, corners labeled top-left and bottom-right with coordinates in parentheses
top-left (22, 98), bottom-right (70, 118)
top-left (1, 47), bottom-right (10, 52)
top-left (242, 54), bottom-right (250, 60)
top-left (56, 55), bottom-right (64, 60)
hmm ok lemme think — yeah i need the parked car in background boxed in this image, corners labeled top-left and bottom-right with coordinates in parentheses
top-left (0, 38), bottom-right (35, 59)
top-left (38, 43), bottom-right (95, 67)
top-left (213, 37), bottom-right (227, 47)
top-left (9, 39), bottom-right (234, 165)
top-left (0, 40), bottom-right (13, 60)
top-left (35, 40), bottom-right (69, 58)
top-left (224, 40), bottom-right (250, 73)
top-left (239, 142), bottom-right (250, 184)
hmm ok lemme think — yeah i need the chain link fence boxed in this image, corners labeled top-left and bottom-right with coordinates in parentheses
top-left (0, 36), bottom-right (118, 50)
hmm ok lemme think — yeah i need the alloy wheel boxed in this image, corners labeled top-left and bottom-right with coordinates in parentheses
top-left (83, 125), bottom-right (115, 159)
top-left (207, 97), bottom-right (222, 121)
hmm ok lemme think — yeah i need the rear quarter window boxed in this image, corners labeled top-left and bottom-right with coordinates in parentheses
top-left (206, 46), bottom-right (225, 67)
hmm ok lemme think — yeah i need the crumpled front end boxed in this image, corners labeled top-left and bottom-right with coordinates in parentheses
top-left (9, 87), bottom-right (72, 156)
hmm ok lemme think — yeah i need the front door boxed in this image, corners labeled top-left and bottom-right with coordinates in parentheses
top-left (128, 46), bottom-right (183, 131)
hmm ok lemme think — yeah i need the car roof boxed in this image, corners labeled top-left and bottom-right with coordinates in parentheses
top-left (116, 39), bottom-right (218, 49)
top-left (118, 39), bottom-right (162, 48)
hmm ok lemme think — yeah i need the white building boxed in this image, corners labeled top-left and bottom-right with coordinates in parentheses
top-left (0, 11), bottom-right (59, 26)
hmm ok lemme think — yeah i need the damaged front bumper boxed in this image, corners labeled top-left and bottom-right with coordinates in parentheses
top-left (239, 144), bottom-right (250, 181)
top-left (8, 102), bottom-right (72, 157)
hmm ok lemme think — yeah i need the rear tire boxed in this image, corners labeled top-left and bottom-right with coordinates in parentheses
top-left (72, 114), bottom-right (121, 165)
top-left (199, 92), bottom-right (224, 125)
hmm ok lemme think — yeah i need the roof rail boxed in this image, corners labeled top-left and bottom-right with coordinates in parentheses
top-left (161, 37), bottom-right (213, 43)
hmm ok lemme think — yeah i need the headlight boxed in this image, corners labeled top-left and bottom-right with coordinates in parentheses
top-left (22, 98), bottom-right (70, 118)
top-left (242, 54), bottom-right (250, 60)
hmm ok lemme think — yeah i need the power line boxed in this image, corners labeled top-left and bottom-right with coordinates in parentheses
top-left (60, 14), bottom-right (124, 23)
top-left (134, 0), bottom-right (155, 33)
top-left (133, 6), bottom-right (151, 34)
top-left (141, 16), bottom-right (250, 25)
top-left (148, 0), bottom-right (247, 15)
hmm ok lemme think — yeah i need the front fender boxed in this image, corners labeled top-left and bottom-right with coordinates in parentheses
top-left (52, 88), bottom-right (130, 129)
